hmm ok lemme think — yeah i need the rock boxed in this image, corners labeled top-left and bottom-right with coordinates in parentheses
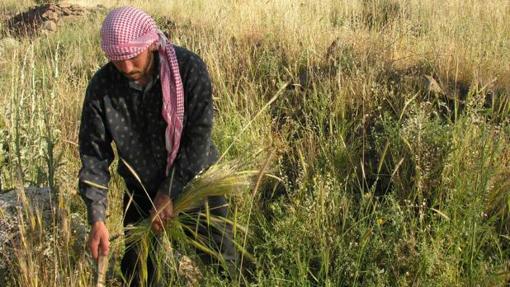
top-left (43, 10), bottom-right (59, 22)
top-left (0, 187), bottom-right (87, 275)
top-left (42, 20), bottom-right (57, 32)
top-left (0, 187), bottom-right (50, 271)
top-left (5, 3), bottom-right (91, 36)
top-left (159, 238), bottom-right (202, 286)
top-left (178, 254), bottom-right (202, 287)
top-left (61, 7), bottom-right (72, 16)
top-left (425, 75), bottom-right (444, 95)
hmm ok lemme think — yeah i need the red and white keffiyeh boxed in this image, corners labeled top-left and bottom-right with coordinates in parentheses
top-left (100, 6), bottom-right (184, 175)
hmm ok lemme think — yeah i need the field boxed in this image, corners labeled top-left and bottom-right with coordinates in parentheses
top-left (1, 0), bottom-right (510, 286)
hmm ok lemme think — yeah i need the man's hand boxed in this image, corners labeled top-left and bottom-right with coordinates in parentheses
top-left (88, 221), bottom-right (109, 261)
top-left (150, 192), bottom-right (175, 233)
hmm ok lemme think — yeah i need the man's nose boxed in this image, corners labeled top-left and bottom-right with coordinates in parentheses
top-left (118, 60), bottom-right (134, 73)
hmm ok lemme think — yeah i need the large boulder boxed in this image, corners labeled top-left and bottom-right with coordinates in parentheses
top-left (0, 187), bottom-right (88, 278)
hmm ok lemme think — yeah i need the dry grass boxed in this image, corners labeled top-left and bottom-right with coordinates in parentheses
top-left (0, 0), bottom-right (509, 285)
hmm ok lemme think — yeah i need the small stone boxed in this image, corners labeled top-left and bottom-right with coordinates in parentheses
top-left (178, 254), bottom-right (202, 285)
top-left (425, 75), bottom-right (444, 95)
top-left (42, 20), bottom-right (57, 32)
top-left (61, 7), bottom-right (72, 16)
top-left (43, 10), bottom-right (59, 21)
top-left (70, 5), bottom-right (85, 12)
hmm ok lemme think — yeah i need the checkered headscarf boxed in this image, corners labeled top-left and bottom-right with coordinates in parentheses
top-left (100, 6), bottom-right (184, 175)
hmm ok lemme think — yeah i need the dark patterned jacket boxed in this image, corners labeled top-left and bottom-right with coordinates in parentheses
top-left (78, 46), bottom-right (218, 224)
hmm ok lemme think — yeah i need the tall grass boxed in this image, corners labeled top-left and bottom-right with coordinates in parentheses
top-left (0, 0), bottom-right (509, 286)
top-left (119, 160), bottom-right (258, 286)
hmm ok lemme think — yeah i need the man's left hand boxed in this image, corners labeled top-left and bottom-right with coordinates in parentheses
top-left (150, 192), bottom-right (175, 233)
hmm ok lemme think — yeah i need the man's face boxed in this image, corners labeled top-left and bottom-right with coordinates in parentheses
top-left (111, 47), bottom-right (154, 82)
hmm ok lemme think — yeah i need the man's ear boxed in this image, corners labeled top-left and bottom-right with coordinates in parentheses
top-left (149, 42), bottom-right (158, 51)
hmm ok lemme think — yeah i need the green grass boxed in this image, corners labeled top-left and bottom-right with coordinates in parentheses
top-left (0, 0), bottom-right (509, 286)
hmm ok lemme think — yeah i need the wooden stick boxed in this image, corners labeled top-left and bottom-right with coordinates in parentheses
top-left (96, 255), bottom-right (108, 287)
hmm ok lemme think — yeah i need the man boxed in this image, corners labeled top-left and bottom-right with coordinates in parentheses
top-left (78, 6), bottom-right (235, 285)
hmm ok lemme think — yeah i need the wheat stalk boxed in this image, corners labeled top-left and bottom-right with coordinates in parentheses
top-left (96, 255), bottom-right (108, 287)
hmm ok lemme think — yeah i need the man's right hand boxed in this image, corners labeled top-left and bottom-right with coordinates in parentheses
top-left (88, 221), bottom-right (109, 261)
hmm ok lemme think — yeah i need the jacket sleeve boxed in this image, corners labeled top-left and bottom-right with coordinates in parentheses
top-left (158, 55), bottom-right (215, 201)
top-left (78, 83), bottom-right (114, 224)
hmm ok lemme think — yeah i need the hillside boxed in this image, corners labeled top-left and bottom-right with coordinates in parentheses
top-left (0, 0), bottom-right (509, 286)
